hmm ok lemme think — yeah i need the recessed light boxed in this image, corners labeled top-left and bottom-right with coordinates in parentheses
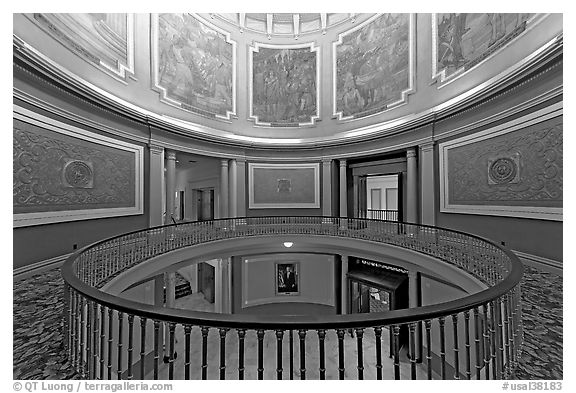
top-left (283, 242), bottom-right (293, 248)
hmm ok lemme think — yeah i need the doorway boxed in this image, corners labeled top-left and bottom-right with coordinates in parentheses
top-left (362, 174), bottom-right (400, 221)
top-left (197, 262), bottom-right (215, 304)
top-left (195, 188), bottom-right (214, 221)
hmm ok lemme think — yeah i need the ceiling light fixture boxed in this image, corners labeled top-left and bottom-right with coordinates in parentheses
top-left (283, 242), bottom-right (293, 248)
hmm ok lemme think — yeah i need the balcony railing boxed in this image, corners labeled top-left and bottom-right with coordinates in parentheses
top-left (359, 209), bottom-right (399, 221)
top-left (61, 216), bottom-right (523, 380)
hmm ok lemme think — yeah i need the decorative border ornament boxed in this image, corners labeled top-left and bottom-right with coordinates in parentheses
top-left (151, 13), bottom-right (237, 121)
top-left (13, 105), bottom-right (144, 228)
top-left (248, 41), bottom-right (320, 127)
top-left (248, 163), bottom-right (320, 209)
top-left (439, 102), bottom-right (562, 221)
top-left (431, 13), bottom-right (546, 85)
top-left (332, 13), bottom-right (415, 121)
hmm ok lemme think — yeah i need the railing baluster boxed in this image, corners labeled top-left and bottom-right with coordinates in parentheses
top-left (409, 323), bottom-right (417, 380)
top-left (219, 328), bottom-right (228, 380)
top-left (276, 330), bottom-right (284, 380)
top-left (496, 299), bottom-right (505, 379)
top-left (337, 328), bottom-right (345, 380)
top-left (374, 327), bottom-right (383, 380)
top-left (482, 304), bottom-right (491, 380)
top-left (99, 306), bottom-right (105, 380)
top-left (392, 325), bottom-right (400, 380)
top-left (237, 329), bottom-right (246, 380)
top-left (298, 329), bottom-right (307, 380)
top-left (425, 320), bottom-right (432, 380)
top-left (79, 297), bottom-right (86, 378)
top-left (356, 328), bottom-right (364, 380)
top-left (201, 326), bottom-right (209, 380)
top-left (153, 320), bottom-right (160, 380)
top-left (473, 307), bottom-right (482, 380)
top-left (452, 314), bottom-right (460, 379)
top-left (70, 290), bottom-right (77, 369)
top-left (127, 314), bottom-right (134, 380)
top-left (184, 325), bottom-right (192, 380)
top-left (139, 317), bottom-right (147, 380)
top-left (117, 312), bottom-right (123, 380)
top-left (317, 329), bottom-right (326, 380)
top-left (107, 309), bottom-right (114, 380)
top-left (86, 300), bottom-right (92, 379)
top-left (439, 317), bottom-right (446, 380)
top-left (257, 329), bottom-right (265, 380)
top-left (464, 310), bottom-right (472, 380)
top-left (503, 294), bottom-right (511, 377)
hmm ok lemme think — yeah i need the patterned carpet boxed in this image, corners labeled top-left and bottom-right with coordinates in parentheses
top-left (13, 265), bottom-right (562, 380)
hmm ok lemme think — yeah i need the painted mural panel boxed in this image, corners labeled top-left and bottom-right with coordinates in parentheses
top-left (250, 44), bottom-right (319, 126)
top-left (30, 13), bottom-right (133, 78)
top-left (334, 14), bottom-right (412, 120)
top-left (154, 13), bottom-right (235, 119)
top-left (13, 119), bottom-right (136, 214)
top-left (434, 13), bottom-right (537, 82)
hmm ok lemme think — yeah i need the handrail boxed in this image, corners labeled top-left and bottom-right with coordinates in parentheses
top-left (62, 216), bottom-right (522, 329)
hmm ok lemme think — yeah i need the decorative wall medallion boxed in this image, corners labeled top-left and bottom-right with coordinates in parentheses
top-left (62, 159), bottom-right (94, 188)
top-left (249, 42), bottom-right (320, 127)
top-left (277, 179), bottom-right (292, 194)
top-left (333, 13), bottom-right (415, 120)
top-left (432, 13), bottom-right (544, 84)
top-left (487, 155), bottom-right (520, 185)
top-left (29, 13), bottom-right (135, 79)
top-left (151, 13), bottom-right (237, 120)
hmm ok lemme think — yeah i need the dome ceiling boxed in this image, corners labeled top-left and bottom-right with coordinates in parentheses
top-left (212, 13), bottom-right (356, 38)
top-left (13, 13), bottom-right (562, 147)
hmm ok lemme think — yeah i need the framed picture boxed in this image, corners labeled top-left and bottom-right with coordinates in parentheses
top-left (275, 262), bottom-right (300, 296)
top-left (248, 162), bottom-right (320, 209)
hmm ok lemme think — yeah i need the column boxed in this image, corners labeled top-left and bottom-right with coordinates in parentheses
top-left (219, 159), bottom-right (229, 218)
top-left (149, 144), bottom-right (165, 227)
top-left (406, 148), bottom-right (418, 224)
top-left (236, 158), bottom-right (247, 217)
top-left (341, 254), bottom-right (349, 314)
top-left (163, 272), bottom-right (176, 360)
top-left (165, 150), bottom-right (177, 224)
top-left (420, 142), bottom-right (436, 226)
top-left (339, 159), bottom-right (348, 217)
top-left (228, 159), bottom-right (238, 218)
top-left (322, 159), bottom-right (333, 217)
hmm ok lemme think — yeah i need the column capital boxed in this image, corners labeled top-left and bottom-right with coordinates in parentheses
top-left (322, 157), bottom-right (333, 164)
top-left (149, 143), bottom-right (164, 154)
top-left (339, 159), bottom-right (347, 167)
top-left (166, 150), bottom-right (177, 161)
top-left (408, 270), bottom-right (418, 280)
top-left (419, 141), bottom-right (435, 153)
top-left (221, 159), bottom-right (229, 167)
top-left (406, 148), bottom-right (417, 159)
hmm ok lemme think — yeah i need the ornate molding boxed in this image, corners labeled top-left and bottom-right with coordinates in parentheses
top-left (439, 101), bottom-right (562, 221)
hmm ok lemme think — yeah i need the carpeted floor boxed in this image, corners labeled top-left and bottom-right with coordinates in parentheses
top-left (13, 265), bottom-right (562, 380)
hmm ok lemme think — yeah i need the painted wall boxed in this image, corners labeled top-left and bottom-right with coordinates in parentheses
top-left (232, 253), bottom-right (336, 312)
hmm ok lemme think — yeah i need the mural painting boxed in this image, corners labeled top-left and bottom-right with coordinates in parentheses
top-left (30, 13), bottom-right (133, 78)
top-left (155, 13), bottom-right (235, 119)
top-left (335, 14), bottom-right (412, 120)
top-left (251, 45), bottom-right (318, 126)
top-left (434, 13), bottom-right (536, 81)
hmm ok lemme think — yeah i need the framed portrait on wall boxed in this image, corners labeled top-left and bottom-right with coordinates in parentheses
top-left (275, 262), bottom-right (300, 295)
